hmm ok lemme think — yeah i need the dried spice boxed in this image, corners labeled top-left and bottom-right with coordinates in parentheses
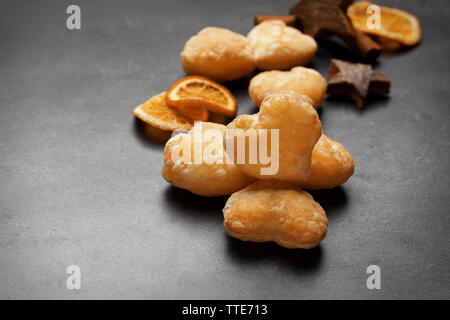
top-left (290, 0), bottom-right (381, 60)
top-left (327, 59), bottom-right (390, 107)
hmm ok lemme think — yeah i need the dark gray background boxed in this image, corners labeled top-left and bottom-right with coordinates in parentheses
top-left (0, 0), bottom-right (449, 299)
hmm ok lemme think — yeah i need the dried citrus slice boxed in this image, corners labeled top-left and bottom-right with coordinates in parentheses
top-left (166, 76), bottom-right (238, 117)
top-left (133, 92), bottom-right (197, 131)
top-left (347, 1), bottom-right (421, 46)
top-left (171, 104), bottom-right (209, 122)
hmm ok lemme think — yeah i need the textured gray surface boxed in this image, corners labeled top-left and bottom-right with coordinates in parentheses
top-left (0, 0), bottom-right (449, 299)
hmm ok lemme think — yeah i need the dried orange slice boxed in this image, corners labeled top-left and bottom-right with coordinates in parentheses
top-left (133, 92), bottom-right (202, 131)
top-left (170, 103), bottom-right (209, 122)
top-left (166, 76), bottom-right (238, 117)
top-left (347, 1), bottom-right (421, 46)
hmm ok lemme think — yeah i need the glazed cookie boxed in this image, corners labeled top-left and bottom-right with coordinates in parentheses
top-left (223, 180), bottom-right (328, 249)
top-left (305, 135), bottom-right (355, 190)
top-left (247, 20), bottom-right (317, 70)
top-left (224, 91), bottom-right (322, 184)
top-left (162, 122), bottom-right (255, 197)
top-left (248, 66), bottom-right (327, 109)
top-left (181, 27), bottom-right (256, 82)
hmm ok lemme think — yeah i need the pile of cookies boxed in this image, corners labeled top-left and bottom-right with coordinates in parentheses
top-left (181, 20), bottom-right (318, 82)
top-left (133, 0), bottom-right (420, 249)
top-left (161, 89), bottom-right (353, 249)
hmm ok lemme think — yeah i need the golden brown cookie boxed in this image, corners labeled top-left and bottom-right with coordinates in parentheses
top-left (249, 66), bottom-right (327, 109)
top-left (223, 180), bottom-right (328, 249)
top-left (224, 91), bottom-right (322, 184)
top-left (247, 20), bottom-right (317, 70)
top-left (162, 122), bottom-right (255, 196)
top-left (305, 135), bottom-right (355, 190)
top-left (181, 27), bottom-right (255, 82)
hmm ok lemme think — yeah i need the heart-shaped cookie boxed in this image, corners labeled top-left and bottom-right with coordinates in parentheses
top-left (248, 20), bottom-right (317, 70)
top-left (224, 91), bottom-right (322, 184)
top-left (162, 122), bottom-right (255, 197)
top-left (181, 27), bottom-right (255, 82)
top-left (223, 180), bottom-right (328, 249)
top-left (249, 66), bottom-right (327, 109)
